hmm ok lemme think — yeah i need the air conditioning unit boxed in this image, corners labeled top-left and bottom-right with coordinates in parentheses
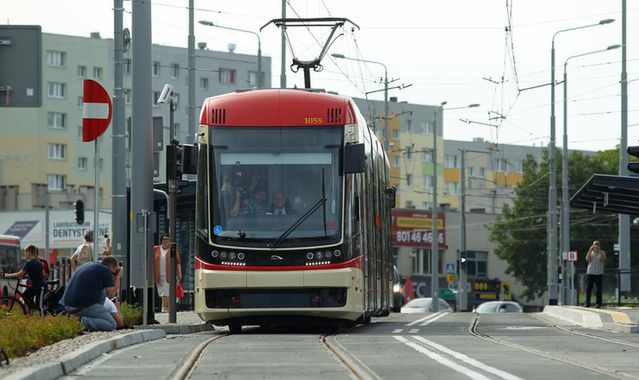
top-left (31, 183), bottom-right (47, 208)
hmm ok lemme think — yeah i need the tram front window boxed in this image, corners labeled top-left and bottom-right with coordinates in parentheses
top-left (210, 126), bottom-right (343, 247)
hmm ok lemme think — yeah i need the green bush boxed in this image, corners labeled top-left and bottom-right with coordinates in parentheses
top-left (0, 313), bottom-right (83, 359)
top-left (119, 302), bottom-right (143, 327)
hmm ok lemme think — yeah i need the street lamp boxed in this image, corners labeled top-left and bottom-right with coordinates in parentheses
top-left (561, 44), bottom-right (620, 305)
top-left (199, 20), bottom-right (262, 88)
top-left (331, 53), bottom-right (389, 152)
top-left (548, 18), bottom-right (614, 306)
top-left (431, 102), bottom-right (479, 312)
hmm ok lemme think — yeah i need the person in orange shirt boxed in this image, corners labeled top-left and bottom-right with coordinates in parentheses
top-left (153, 233), bottom-right (182, 313)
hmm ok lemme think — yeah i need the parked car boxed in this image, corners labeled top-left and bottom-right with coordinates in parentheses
top-left (473, 301), bottom-right (523, 314)
top-left (400, 297), bottom-right (453, 313)
top-left (392, 266), bottom-right (406, 312)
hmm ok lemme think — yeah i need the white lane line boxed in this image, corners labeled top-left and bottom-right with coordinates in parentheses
top-left (392, 329), bottom-right (404, 334)
top-left (419, 312), bottom-right (449, 326)
top-left (407, 312), bottom-right (442, 326)
top-left (409, 329), bottom-right (419, 334)
top-left (394, 336), bottom-right (491, 380)
top-left (413, 336), bottom-right (524, 380)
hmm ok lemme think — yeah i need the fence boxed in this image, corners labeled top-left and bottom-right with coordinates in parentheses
top-left (574, 269), bottom-right (639, 307)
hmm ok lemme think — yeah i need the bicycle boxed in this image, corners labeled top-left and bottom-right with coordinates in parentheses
top-left (0, 277), bottom-right (60, 316)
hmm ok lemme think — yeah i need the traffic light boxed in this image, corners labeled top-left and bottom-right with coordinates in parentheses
top-left (74, 200), bottom-right (84, 225)
top-left (166, 143), bottom-right (184, 181)
top-left (627, 146), bottom-right (639, 174)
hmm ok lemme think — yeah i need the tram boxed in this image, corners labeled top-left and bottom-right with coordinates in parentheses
top-left (193, 89), bottom-right (394, 332)
top-left (0, 234), bottom-right (21, 297)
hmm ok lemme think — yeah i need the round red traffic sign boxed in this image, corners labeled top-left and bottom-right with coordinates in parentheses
top-left (82, 79), bottom-right (112, 142)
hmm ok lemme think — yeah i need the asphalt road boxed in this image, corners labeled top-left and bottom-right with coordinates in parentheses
top-left (62, 312), bottom-right (639, 380)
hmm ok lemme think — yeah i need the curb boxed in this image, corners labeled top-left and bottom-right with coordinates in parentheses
top-left (134, 323), bottom-right (215, 334)
top-left (543, 306), bottom-right (639, 333)
top-left (4, 329), bottom-right (166, 380)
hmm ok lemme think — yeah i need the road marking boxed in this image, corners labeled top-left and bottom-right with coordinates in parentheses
top-left (392, 329), bottom-right (404, 334)
top-left (413, 336), bottom-right (524, 380)
top-left (503, 326), bottom-right (547, 330)
top-left (394, 336), bottom-right (491, 380)
top-left (409, 329), bottom-right (419, 334)
top-left (419, 312), bottom-right (449, 326)
top-left (407, 312), bottom-right (444, 326)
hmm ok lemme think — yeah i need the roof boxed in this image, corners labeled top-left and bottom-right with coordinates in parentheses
top-left (570, 174), bottom-right (639, 215)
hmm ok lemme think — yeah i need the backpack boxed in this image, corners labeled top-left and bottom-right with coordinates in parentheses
top-left (43, 285), bottom-right (65, 315)
top-left (40, 259), bottom-right (50, 278)
top-left (77, 244), bottom-right (93, 267)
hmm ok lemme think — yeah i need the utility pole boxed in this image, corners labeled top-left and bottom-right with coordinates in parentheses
top-left (188, 0), bottom-right (195, 144)
top-left (458, 149), bottom-right (467, 312)
top-left (431, 103), bottom-right (444, 312)
top-left (280, 0), bottom-right (286, 88)
top-left (619, 0), bottom-right (630, 295)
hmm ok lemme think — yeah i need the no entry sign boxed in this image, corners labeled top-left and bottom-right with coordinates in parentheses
top-left (82, 79), bottom-right (112, 142)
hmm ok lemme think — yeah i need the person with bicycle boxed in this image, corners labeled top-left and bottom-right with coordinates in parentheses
top-left (1, 245), bottom-right (47, 313)
top-left (62, 256), bottom-right (120, 331)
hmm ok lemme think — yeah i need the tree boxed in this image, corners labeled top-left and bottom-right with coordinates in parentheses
top-left (488, 148), bottom-right (618, 301)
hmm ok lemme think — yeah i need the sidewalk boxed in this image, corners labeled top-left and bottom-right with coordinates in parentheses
top-left (542, 305), bottom-right (639, 333)
top-left (5, 311), bottom-right (214, 380)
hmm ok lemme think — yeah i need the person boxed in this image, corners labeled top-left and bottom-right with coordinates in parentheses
top-left (154, 233), bottom-right (182, 313)
top-left (62, 256), bottom-right (119, 331)
top-left (268, 191), bottom-right (297, 215)
top-left (102, 235), bottom-right (112, 256)
top-left (584, 240), bottom-right (606, 308)
top-left (71, 229), bottom-right (94, 272)
top-left (230, 187), bottom-right (268, 216)
top-left (103, 296), bottom-right (124, 329)
top-left (2, 245), bottom-right (47, 313)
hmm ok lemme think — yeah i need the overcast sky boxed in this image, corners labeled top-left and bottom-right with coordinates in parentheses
top-left (4, 0), bottom-right (638, 152)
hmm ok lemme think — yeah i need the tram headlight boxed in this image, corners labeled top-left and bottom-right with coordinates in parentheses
top-left (211, 250), bottom-right (219, 258)
top-left (333, 249), bottom-right (341, 257)
top-left (306, 252), bottom-right (314, 260)
top-left (220, 251), bottom-right (228, 259)
top-left (324, 250), bottom-right (332, 259)
top-left (237, 252), bottom-right (245, 260)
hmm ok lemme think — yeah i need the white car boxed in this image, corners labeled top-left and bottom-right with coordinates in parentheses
top-left (473, 301), bottom-right (523, 314)
top-left (400, 297), bottom-right (453, 313)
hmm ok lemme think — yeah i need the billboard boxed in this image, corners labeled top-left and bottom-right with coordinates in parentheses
top-left (391, 208), bottom-right (445, 248)
top-left (0, 25), bottom-right (42, 107)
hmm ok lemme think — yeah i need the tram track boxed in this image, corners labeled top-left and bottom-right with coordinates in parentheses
top-left (171, 334), bottom-right (227, 380)
top-left (321, 333), bottom-right (381, 380)
top-left (468, 314), bottom-right (636, 379)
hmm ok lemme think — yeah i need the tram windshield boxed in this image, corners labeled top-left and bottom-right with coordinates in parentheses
top-left (210, 126), bottom-right (343, 247)
top-left (0, 236), bottom-right (21, 273)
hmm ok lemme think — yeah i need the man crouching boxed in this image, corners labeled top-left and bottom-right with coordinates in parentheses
top-left (63, 256), bottom-right (120, 331)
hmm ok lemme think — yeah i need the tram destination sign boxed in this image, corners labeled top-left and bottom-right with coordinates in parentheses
top-left (391, 209), bottom-right (445, 248)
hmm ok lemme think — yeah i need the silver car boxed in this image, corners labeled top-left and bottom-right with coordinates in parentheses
top-left (400, 297), bottom-right (453, 313)
top-left (473, 301), bottom-right (523, 314)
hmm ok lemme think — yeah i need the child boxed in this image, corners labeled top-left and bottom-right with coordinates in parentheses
top-left (2, 245), bottom-right (48, 313)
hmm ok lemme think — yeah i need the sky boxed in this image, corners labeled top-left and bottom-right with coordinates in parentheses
top-left (3, 0), bottom-right (638, 152)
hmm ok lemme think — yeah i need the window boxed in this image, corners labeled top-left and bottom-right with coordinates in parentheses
top-left (423, 175), bottom-right (433, 188)
top-left (465, 251), bottom-right (488, 277)
top-left (248, 71), bottom-right (260, 87)
top-left (77, 126), bottom-right (83, 141)
top-left (468, 167), bottom-right (475, 177)
top-left (152, 61), bottom-right (160, 77)
top-left (47, 175), bottom-right (65, 191)
top-left (48, 144), bottom-right (66, 160)
top-left (445, 155), bottom-right (458, 168)
top-left (423, 122), bottom-right (433, 135)
top-left (170, 63), bottom-right (179, 79)
top-left (172, 93), bottom-right (180, 108)
top-left (406, 174), bottom-right (413, 186)
top-left (392, 129), bottom-right (400, 139)
top-left (47, 82), bottom-right (66, 98)
top-left (516, 160), bottom-right (524, 172)
top-left (393, 156), bottom-right (400, 167)
top-left (422, 202), bottom-right (432, 210)
top-left (78, 157), bottom-right (88, 171)
top-left (92, 67), bottom-right (103, 79)
top-left (446, 181), bottom-right (458, 195)
top-left (479, 167), bottom-right (486, 178)
top-left (153, 91), bottom-right (160, 106)
top-left (46, 50), bottom-right (65, 67)
top-left (422, 150), bottom-right (432, 162)
top-left (405, 200), bottom-right (414, 209)
top-left (219, 68), bottom-right (236, 84)
top-left (200, 77), bottom-right (209, 90)
top-left (405, 146), bottom-right (412, 160)
top-left (125, 88), bottom-right (131, 104)
top-left (77, 65), bottom-right (87, 77)
top-left (47, 112), bottom-right (66, 129)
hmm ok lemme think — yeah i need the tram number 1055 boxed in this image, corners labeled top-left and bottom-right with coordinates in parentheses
top-left (395, 230), bottom-right (444, 244)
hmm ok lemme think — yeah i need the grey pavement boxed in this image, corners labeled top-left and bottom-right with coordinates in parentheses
top-left (542, 305), bottom-right (639, 333)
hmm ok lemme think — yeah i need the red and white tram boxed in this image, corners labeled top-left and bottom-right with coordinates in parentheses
top-left (193, 89), bottom-right (394, 332)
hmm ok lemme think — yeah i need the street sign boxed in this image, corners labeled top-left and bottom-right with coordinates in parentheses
top-left (567, 250), bottom-right (578, 262)
top-left (82, 79), bottom-right (112, 142)
top-left (446, 274), bottom-right (454, 283)
top-left (445, 263), bottom-right (455, 274)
